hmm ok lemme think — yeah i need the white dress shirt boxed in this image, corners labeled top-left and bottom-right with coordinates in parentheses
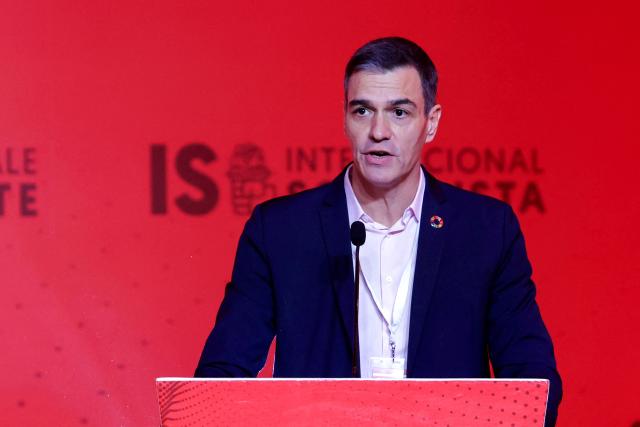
top-left (344, 166), bottom-right (425, 378)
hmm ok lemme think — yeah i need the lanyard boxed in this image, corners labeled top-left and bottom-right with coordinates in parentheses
top-left (359, 223), bottom-right (419, 360)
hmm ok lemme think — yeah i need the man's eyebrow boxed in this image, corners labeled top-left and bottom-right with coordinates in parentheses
top-left (347, 98), bottom-right (418, 108)
top-left (348, 99), bottom-right (373, 108)
top-left (390, 98), bottom-right (417, 108)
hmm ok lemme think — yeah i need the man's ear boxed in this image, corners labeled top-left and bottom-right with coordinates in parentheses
top-left (425, 104), bottom-right (442, 143)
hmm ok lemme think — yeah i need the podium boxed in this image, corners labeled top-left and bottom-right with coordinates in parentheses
top-left (156, 378), bottom-right (549, 426)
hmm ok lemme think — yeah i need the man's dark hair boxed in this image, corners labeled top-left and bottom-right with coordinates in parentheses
top-left (344, 37), bottom-right (438, 114)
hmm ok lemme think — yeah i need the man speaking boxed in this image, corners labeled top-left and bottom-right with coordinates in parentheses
top-left (195, 37), bottom-right (562, 425)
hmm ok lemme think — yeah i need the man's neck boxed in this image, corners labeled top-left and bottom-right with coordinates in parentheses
top-left (350, 167), bottom-right (421, 227)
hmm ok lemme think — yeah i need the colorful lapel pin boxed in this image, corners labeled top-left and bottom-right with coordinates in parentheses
top-left (429, 215), bottom-right (444, 229)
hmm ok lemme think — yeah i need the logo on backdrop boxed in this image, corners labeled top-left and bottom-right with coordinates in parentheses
top-left (150, 142), bottom-right (220, 215)
top-left (0, 146), bottom-right (38, 217)
top-left (149, 143), bottom-right (545, 216)
top-left (227, 144), bottom-right (275, 216)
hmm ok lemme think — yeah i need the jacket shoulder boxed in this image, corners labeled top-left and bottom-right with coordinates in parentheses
top-left (253, 181), bottom-right (336, 219)
top-left (430, 177), bottom-right (516, 229)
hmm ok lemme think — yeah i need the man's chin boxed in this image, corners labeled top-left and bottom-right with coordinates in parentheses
top-left (358, 171), bottom-right (398, 190)
top-left (353, 163), bottom-right (422, 193)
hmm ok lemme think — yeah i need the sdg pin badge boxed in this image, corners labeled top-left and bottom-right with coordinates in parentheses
top-left (429, 215), bottom-right (444, 229)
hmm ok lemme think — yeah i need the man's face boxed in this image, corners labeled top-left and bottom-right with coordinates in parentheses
top-left (345, 66), bottom-right (441, 191)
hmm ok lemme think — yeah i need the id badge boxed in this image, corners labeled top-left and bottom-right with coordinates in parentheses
top-left (369, 357), bottom-right (406, 379)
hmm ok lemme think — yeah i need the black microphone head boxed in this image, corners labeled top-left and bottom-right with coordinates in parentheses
top-left (350, 221), bottom-right (366, 247)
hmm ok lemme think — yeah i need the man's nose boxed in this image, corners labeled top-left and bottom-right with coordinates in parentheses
top-left (369, 113), bottom-right (391, 142)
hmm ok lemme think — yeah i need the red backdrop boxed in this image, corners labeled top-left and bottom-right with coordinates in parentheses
top-left (1, 1), bottom-right (639, 425)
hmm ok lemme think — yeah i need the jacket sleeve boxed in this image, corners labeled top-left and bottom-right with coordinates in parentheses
top-left (194, 204), bottom-right (275, 377)
top-left (487, 205), bottom-right (562, 426)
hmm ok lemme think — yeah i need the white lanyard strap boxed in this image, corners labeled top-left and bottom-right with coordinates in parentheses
top-left (360, 224), bottom-right (419, 339)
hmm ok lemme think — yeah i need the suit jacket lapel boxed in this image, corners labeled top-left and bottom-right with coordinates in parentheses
top-left (407, 170), bottom-right (450, 374)
top-left (319, 168), bottom-right (355, 355)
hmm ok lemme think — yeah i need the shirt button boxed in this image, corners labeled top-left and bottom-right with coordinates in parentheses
top-left (385, 275), bottom-right (393, 283)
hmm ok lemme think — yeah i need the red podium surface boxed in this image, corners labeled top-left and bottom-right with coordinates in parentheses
top-left (156, 378), bottom-right (549, 426)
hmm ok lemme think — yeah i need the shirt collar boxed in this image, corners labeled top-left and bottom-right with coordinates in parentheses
top-left (344, 165), bottom-right (426, 229)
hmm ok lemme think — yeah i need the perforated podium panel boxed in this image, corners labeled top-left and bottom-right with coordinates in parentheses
top-left (156, 378), bottom-right (549, 426)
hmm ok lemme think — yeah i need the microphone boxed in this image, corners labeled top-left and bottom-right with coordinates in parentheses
top-left (350, 220), bottom-right (366, 247)
top-left (350, 221), bottom-right (366, 377)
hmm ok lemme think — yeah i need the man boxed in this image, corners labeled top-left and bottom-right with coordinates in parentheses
top-left (195, 37), bottom-right (562, 425)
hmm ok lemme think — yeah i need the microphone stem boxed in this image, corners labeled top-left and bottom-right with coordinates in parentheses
top-left (352, 245), bottom-right (360, 377)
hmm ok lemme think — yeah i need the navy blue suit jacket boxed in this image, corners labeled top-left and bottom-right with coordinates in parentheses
top-left (195, 167), bottom-right (562, 425)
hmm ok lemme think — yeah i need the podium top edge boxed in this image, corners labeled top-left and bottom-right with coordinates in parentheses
top-left (156, 377), bottom-right (550, 383)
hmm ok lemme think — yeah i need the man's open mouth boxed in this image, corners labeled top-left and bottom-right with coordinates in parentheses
top-left (367, 151), bottom-right (391, 157)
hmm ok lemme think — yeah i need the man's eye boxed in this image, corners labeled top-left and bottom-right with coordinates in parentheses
top-left (394, 109), bottom-right (407, 117)
top-left (355, 107), bottom-right (368, 115)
